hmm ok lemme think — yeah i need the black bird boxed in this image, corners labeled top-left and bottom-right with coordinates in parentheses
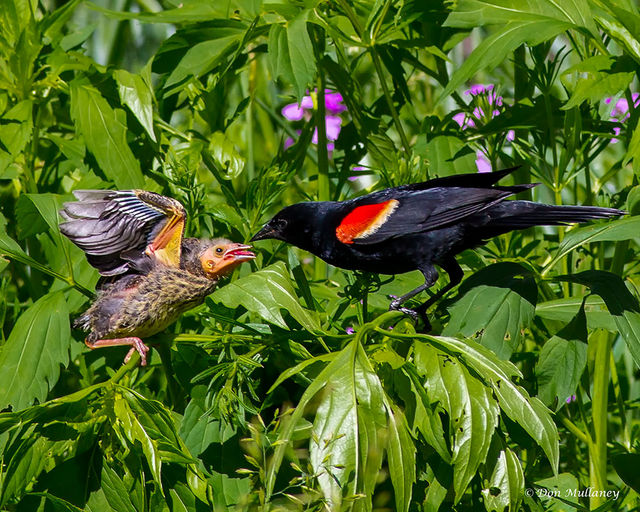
top-left (251, 168), bottom-right (623, 322)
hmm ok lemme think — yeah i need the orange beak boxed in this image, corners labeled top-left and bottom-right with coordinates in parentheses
top-left (204, 243), bottom-right (255, 278)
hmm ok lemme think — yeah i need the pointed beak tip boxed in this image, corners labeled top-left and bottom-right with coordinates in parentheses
top-left (250, 227), bottom-right (273, 242)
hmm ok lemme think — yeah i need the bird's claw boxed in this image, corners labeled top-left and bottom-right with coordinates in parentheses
top-left (389, 303), bottom-right (432, 330)
top-left (124, 338), bottom-right (149, 366)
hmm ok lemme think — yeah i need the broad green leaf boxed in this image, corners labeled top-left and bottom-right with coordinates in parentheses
top-left (407, 336), bottom-right (558, 471)
top-left (482, 443), bottom-right (524, 512)
top-left (534, 473), bottom-right (580, 511)
top-left (597, 15), bottom-right (640, 64)
top-left (0, 291), bottom-right (70, 411)
top-left (562, 71), bottom-right (633, 110)
top-left (0, 100), bottom-right (32, 158)
top-left (445, 0), bottom-right (598, 34)
top-left (179, 391), bottom-right (236, 456)
top-left (536, 295), bottom-right (616, 331)
top-left (165, 35), bottom-right (242, 90)
top-left (208, 132), bottom-right (245, 180)
top-left (536, 307), bottom-right (588, 409)
top-left (210, 262), bottom-right (320, 332)
top-left (544, 216), bottom-right (637, 272)
top-left (268, 13), bottom-right (316, 101)
top-left (69, 78), bottom-right (144, 189)
top-left (557, 271), bottom-right (640, 369)
top-left (416, 343), bottom-right (499, 501)
top-left (113, 68), bottom-right (156, 142)
top-left (444, 263), bottom-right (537, 358)
top-left (438, 21), bottom-right (569, 103)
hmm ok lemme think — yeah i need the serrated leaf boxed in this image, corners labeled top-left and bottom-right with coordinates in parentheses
top-left (113, 68), bottom-right (156, 142)
top-left (412, 336), bottom-right (559, 471)
top-left (415, 343), bottom-right (499, 501)
top-left (444, 263), bottom-right (537, 358)
top-left (100, 462), bottom-right (141, 512)
top-left (210, 262), bottom-right (320, 331)
top-left (69, 78), bottom-right (144, 189)
top-left (0, 291), bottom-right (70, 411)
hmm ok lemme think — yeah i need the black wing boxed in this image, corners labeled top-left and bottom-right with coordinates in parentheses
top-left (60, 190), bottom-right (186, 276)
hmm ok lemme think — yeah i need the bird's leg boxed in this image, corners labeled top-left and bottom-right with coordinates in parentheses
top-left (414, 259), bottom-right (464, 323)
top-left (389, 266), bottom-right (439, 327)
top-left (85, 337), bottom-right (150, 366)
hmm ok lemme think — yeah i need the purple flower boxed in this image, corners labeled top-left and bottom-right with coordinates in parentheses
top-left (566, 394), bottom-right (577, 404)
top-left (475, 151), bottom-right (492, 173)
top-left (345, 326), bottom-right (355, 335)
top-left (281, 90), bottom-right (346, 152)
top-left (606, 93), bottom-right (640, 143)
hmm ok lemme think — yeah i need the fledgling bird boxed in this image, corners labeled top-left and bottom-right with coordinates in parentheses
top-left (60, 190), bottom-right (254, 365)
top-left (252, 168), bottom-right (624, 323)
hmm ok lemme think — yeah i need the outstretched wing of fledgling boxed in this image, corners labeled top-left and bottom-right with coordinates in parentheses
top-left (60, 190), bottom-right (186, 276)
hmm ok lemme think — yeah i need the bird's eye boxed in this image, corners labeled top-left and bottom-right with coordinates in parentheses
top-left (215, 247), bottom-right (224, 254)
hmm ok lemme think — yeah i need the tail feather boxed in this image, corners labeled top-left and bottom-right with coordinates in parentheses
top-left (487, 201), bottom-right (624, 228)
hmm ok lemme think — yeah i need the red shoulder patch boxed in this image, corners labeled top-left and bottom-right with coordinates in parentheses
top-left (336, 199), bottom-right (399, 244)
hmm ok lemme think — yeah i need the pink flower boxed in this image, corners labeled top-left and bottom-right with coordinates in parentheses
top-left (345, 326), bottom-right (355, 335)
top-left (475, 151), bottom-right (492, 173)
top-left (606, 93), bottom-right (640, 143)
top-left (281, 90), bottom-right (346, 151)
top-left (566, 394), bottom-right (577, 404)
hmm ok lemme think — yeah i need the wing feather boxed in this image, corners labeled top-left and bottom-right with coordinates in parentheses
top-left (60, 190), bottom-right (186, 275)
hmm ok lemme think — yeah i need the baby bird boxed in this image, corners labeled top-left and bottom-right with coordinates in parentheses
top-left (60, 190), bottom-right (254, 365)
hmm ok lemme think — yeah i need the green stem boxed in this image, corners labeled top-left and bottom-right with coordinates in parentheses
top-left (588, 329), bottom-right (611, 508)
top-left (369, 48), bottom-right (410, 153)
top-left (314, 36), bottom-right (329, 281)
top-left (560, 414), bottom-right (590, 445)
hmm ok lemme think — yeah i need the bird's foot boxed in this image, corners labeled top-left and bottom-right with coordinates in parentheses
top-left (124, 338), bottom-right (149, 366)
top-left (389, 303), bottom-right (432, 331)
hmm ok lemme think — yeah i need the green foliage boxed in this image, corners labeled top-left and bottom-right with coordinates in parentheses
top-left (0, 0), bottom-right (639, 510)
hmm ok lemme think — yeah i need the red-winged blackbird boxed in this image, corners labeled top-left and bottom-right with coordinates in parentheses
top-left (60, 190), bottom-right (254, 365)
top-left (251, 168), bottom-right (623, 322)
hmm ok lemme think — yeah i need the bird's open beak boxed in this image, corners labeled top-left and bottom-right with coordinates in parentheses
top-left (250, 225), bottom-right (276, 242)
top-left (223, 243), bottom-right (256, 262)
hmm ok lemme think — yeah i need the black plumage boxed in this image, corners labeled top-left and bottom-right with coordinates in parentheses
top-left (252, 168), bottom-right (624, 322)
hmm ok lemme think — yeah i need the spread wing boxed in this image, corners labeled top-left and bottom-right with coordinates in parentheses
top-left (60, 190), bottom-right (186, 276)
top-left (336, 186), bottom-right (527, 245)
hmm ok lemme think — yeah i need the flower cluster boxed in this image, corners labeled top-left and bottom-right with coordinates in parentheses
top-left (282, 90), bottom-right (346, 152)
top-left (452, 84), bottom-right (514, 173)
top-left (605, 93), bottom-right (640, 143)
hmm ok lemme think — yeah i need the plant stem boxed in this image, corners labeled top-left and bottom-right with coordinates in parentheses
top-left (314, 36), bottom-right (329, 281)
top-left (588, 329), bottom-right (611, 509)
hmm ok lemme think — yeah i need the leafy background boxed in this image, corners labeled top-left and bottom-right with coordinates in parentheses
top-left (1, 0), bottom-right (640, 510)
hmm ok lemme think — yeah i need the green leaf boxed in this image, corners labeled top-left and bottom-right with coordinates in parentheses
top-left (534, 473), bottom-right (580, 511)
top-left (420, 136), bottom-right (477, 176)
top-left (415, 343), bottom-right (499, 501)
top-left (482, 444), bottom-right (524, 512)
top-left (100, 461), bottom-right (141, 512)
top-left (543, 216), bottom-right (636, 273)
top-left (438, 21), bottom-right (569, 103)
top-left (0, 291), bottom-right (70, 411)
top-left (208, 132), bottom-right (245, 180)
top-left (444, 263), bottom-right (537, 358)
top-left (556, 271), bottom-right (640, 369)
top-left (113, 68), bottom-right (156, 142)
top-left (383, 402), bottom-right (416, 512)
top-left (164, 35), bottom-right (242, 90)
top-left (536, 306), bottom-right (588, 409)
top-left (445, 0), bottom-right (598, 34)
top-left (536, 295), bottom-right (616, 331)
top-left (268, 13), bottom-right (316, 101)
top-left (409, 336), bottom-right (559, 471)
top-left (69, 78), bottom-right (144, 189)
top-left (612, 454), bottom-right (640, 493)
top-left (210, 262), bottom-right (320, 332)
